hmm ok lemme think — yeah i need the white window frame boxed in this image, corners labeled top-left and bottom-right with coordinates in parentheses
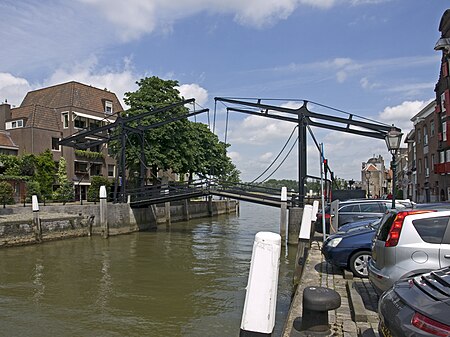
top-left (51, 137), bottom-right (61, 151)
top-left (5, 119), bottom-right (24, 129)
top-left (441, 92), bottom-right (446, 113)
top-left (423, 125), bottom-right (428, 146)
top-left (62, 112), bottom-right (69, 129)
top-left (105, 101), bottom-right (113, 114)
top-left (443, 121), bottom-right (447, 142)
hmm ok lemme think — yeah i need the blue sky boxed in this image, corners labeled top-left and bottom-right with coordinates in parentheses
top-left (1, 0), bottom-right (448, 182)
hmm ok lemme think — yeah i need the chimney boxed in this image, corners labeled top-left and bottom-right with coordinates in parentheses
top-left (0, 103), bottom-right (11, 130)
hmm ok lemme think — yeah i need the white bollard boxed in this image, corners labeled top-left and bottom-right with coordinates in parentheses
top-left (311, 200), bottom-right (319, 222)
top-left (100, 186), bottom-right (108, 238)
top-left (240, 232), bottom-right (281, 337)
top-left (32, 195), bottom-right (41, 241)
top-left (299, 205), bottom-right (313, 241)
top-left (280, 187), bottom-right (288, 243)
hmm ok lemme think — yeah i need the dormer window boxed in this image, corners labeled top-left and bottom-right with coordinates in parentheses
top-left (6, 119), bottom-right (24, 129)
top-left (105, 100), bottom-right (113, 114)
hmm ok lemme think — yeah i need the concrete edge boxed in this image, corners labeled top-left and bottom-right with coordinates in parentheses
top-left (346, 280), bottom-right (368, 323)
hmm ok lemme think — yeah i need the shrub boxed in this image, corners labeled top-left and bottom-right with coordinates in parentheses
top-left (87, 176), bottom-right (111, 202)
top-left (0, 181), bottom-right (15, 205)
top-left (26, 181), bottom-right (41, 202)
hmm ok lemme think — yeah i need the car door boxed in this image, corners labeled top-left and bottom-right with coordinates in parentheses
top-left (440, 217), bottom-right (450, 268)
top-left (338, 204), bottom-right (360, 226)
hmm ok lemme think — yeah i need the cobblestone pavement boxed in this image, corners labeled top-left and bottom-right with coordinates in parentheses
top-left (282, 238), bottom-right (380, 337)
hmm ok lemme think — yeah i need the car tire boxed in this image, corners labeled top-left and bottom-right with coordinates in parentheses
top-left (349, 251), bottom-right (371, 278)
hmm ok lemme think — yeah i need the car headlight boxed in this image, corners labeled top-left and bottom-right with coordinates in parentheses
top-left (327, 237), bottom-right (342, 247)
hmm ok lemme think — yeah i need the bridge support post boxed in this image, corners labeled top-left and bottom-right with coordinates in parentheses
top-left (100, 186), bottom-right (108, 239)
top-left (165, 202), bottom-right (171, 224)
top-left (207, 195), bottom-right (213, 216)
top-left (288, 208), bottom-right (303, 245)
top-left (183, 199), bottom-right (190, 221)
top-left (280, 187), bottom-right (288, 244)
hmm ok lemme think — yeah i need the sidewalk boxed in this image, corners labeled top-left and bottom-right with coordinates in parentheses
top-left (282, 238), bottom-right (380, 337)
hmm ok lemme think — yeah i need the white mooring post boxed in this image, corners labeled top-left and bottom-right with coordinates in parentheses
top-left (240, 231), bottom-right (281, 337)
top-left (311, 200), bottom-right (319, 238)
top-left (32, 195), bottom-right (42, 242)
top-left (293, 204), bottom-right (313, 285)
top-left (99, 186), bottom-right (108, 239)
top-left (280, 187), bottom-right (287, 244)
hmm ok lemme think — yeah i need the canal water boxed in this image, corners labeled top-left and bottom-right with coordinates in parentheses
top-left (0, 202), bottom-right (295, 337)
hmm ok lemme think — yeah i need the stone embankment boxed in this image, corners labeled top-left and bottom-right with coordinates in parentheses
top-left (0, 199), bottom-right (238, 248)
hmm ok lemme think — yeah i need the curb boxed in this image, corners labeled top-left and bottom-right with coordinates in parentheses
top-left (346, 280), bottom-right (368, 323)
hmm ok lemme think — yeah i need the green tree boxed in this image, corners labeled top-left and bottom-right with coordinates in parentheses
top-left (26, 181), bottom-right (41, 202)
top-left (87, 176), bottom-right (111, 202)
top-left (0, 154), bottom-right (21, 176)
top-left (53, 157), bottom-right (74, 204)
top-left (34, 150), bottom-right (56, 199)
top-left (121, 76), bottom-right (239, 183)
top-left (0, 181), bottom-right (15, 205)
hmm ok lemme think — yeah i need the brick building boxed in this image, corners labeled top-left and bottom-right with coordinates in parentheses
top-left (0, 81), bottom-right (123, 200)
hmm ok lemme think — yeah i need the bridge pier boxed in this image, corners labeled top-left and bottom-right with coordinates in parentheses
top-left (288, 208), bottom-right (303, 245)
top-left (280, 187), bottom-right (288, 244)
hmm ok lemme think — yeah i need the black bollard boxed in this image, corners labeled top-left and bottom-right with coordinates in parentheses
top-left (291, 286), bottom-right (341, 336)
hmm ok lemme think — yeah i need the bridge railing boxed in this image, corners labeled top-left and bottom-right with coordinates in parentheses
top-left (125, 179), bottom-right (209, 203)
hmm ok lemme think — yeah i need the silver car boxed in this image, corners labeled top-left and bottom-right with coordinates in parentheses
top-left (368, 210), bottom-right (450, 294)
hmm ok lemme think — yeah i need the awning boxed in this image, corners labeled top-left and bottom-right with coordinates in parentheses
top-left (73, 111), bottom-right (115, 122)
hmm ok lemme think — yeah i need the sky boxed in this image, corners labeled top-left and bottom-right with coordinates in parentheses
top-left (1, 0), bottom-right (448, 183)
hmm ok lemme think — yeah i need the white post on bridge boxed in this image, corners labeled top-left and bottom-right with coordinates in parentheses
top-left (280, 187), bottom-right (287, 244)
top-left (293, 204), bottom-right (313, 285)
top-left (240, 231), bottom-right (281, 337)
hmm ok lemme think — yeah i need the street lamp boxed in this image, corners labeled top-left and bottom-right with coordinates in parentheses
top-left (364, 171), bottom-right (371, 198)
top-left (385, 127), bottom-right (403, 209)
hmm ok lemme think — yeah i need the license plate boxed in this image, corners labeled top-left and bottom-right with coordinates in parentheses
top-left (380, 322), bottom-right (393, 337)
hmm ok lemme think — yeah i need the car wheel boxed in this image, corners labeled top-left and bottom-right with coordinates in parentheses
top-left (349, 251), bottom-right (371, 278)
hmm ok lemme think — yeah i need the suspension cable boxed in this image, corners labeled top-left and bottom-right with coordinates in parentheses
top-left (260, 136), bottom-right (299, 183)
top-left (250, 125), bottom-right (299, 183)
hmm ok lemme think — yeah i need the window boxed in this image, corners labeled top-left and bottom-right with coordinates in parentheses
top-left (417, 127), bottom-right (421, 144)
top-left (359, 203), bottom-right (382, 213)
top-left (74, 162), bottom-right (88, 174)
top-left (418, 159), bottom-right (422, 174)
top-left (440, 151), bottom-right (446, 163)
top-left (74, 116), bottom-right (87, 129)
top-left (51, 137), bottom-right (60, 151)
top-left (443, 121), bottom-right (447, 142)
top-left (423, 126), bottom-right (428, 146)
top-left (339, 204), bottom-right (360, 213)
top-left (105, 101), bottom-right (113, 114)
top-left (62, 112), bottom-right (69, 128)
top-left (5, 119), bottom-right (24, 129)
top-left (441, 92), bottom-right (446, 113)
top-left (90, 164), bottom-right (102, 176)
top-left (424, 157), bottom-right (429, 177)
top-left (108, 165), bottom-right (115, 177)
top-left (412, 216), bottom-right (449, 244)
top-left (430, 119), bottom-right (435, 137)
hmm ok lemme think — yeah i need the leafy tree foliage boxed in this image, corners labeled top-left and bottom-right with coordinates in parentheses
top-left (35, 150), bottom-right (56, 198)
top-left (87, 176), bottom-right (111, 202)
top-left (53, 157), bottom-right (74, 204)
top-left (26, 181), bottom-right (41, 202)
top-left (0, 181), bottom-right (15, 205)
top-left (121, 76), bottom-right (239, 183)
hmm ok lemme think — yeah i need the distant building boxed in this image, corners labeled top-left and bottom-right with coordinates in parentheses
top-left (361, 155), bottom-right (388, 198)
top-left (0, 81), bottom-right (124, 200)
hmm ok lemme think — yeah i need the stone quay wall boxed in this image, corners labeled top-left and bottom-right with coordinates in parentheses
top-left (0, 199), bottom-right (238, 248)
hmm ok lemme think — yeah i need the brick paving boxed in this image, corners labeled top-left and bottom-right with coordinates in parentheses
top-left (282, 238), bottom-right (380, 337)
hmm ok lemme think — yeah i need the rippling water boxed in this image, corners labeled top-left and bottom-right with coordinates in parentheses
top-left (0, 202), bottom-right (295, 337)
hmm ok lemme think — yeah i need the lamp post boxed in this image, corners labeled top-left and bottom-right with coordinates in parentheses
top-left (385, 127), bottom-right (403, 209)
top-left (364, 171), bottom-right (371, 198)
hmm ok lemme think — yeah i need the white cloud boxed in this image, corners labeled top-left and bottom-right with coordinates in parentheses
top-left (378, 100), bottom-right (430, 132)
top-left (177, 84), bottom-right (209, 106)
top-left (77, 0), bottom-right (356, 41)
top-left (0, 73), bottom-right (32, 106)
top-left (260, 152), bottom-right (274, 161)
top-left (40, 57), bottom-right (138, 109)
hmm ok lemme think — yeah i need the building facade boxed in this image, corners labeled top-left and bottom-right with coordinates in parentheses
top-left (361, 155), bottom-right (389, 198)
top-left (0, 81), bottom-right (123, 200)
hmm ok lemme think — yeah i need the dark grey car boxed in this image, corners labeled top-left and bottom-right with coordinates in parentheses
top-left (378, 267), bottom-right (450, 336)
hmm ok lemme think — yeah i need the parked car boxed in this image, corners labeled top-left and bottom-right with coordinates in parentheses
top-left (315, 199), bottom-right (412, 234)
top-left (369, 209), bottom-right (450, 294)
top-left (322, 218), bottom-right (380, 277)
top-left (378, 267), bottom-right (450, 337)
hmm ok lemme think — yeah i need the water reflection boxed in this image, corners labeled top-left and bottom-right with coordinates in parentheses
top-left (0, 202), bottom-right (294, 337)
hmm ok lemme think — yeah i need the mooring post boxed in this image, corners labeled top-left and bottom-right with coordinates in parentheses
top-left (310, 200), bottom-right (319, 239)
top-left (240, 232), bottom-right (281, 337)
top-left (280, 187), bottom-right (288, 244)
top-left (293, 205), bottom-right (313, 285)
top-left (183, 199), bottom-right (190, 221)
top-left (32, 195), bottom-right (42, 242)
top-left (100, 185), bottom-right (108, 239)
top-left (288, 208), bottom-right (303, 245)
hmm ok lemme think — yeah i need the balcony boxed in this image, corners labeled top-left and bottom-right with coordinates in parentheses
top-left (434, 162), bottom-right (450, 174)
